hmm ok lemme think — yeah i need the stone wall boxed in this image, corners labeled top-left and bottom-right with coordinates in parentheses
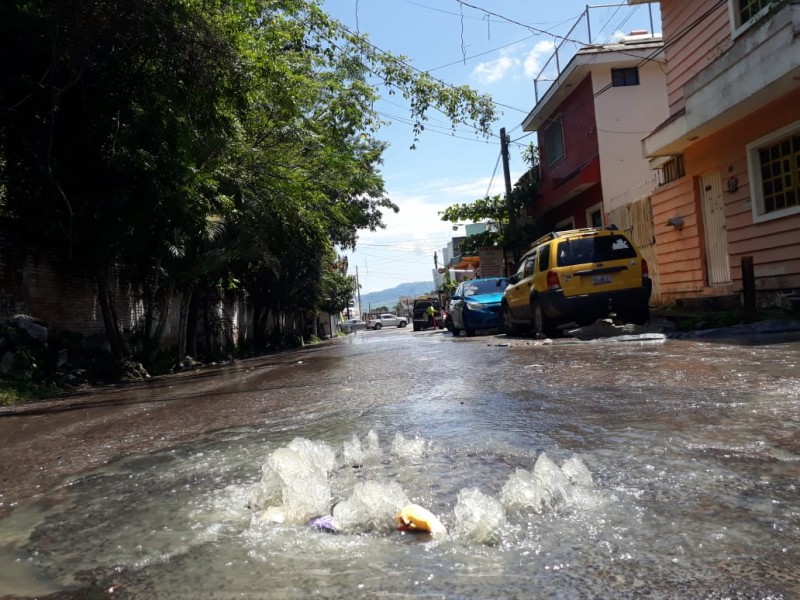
top-left (0, 220), bottom-right (252, 353)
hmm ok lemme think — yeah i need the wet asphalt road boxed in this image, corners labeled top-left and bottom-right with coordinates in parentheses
top-left (1, 323), bottom-right (798, 519)
top-left (0, 344), bottom-right (349, 518)
top-left (1, 324), bottom-right (800, 598)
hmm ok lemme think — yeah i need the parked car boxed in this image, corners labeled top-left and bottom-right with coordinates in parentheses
top-left (501, 225), bottom-right (651, 337)
top-left (450, 277), bottom-right (509, 336)
top-left (412, 296), bottom-right (444, 331)
top-left (366, 313), bottom-right (408, 330)
top-left (341, 318), bottom-right (366, 332)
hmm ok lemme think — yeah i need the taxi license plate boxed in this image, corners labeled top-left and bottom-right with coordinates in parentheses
top-left (592, 274), bottom-right (612, 285)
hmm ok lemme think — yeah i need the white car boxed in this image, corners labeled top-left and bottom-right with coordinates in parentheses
top-left (366, 313), bottom-right (408, 330)
top-left (341, 318), bottom-right (367, 332)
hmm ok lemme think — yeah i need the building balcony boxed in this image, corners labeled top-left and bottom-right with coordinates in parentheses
top-left (642, 2), bottom-right (800, 159)
top-left (542, 156), bottom-right (601, 211)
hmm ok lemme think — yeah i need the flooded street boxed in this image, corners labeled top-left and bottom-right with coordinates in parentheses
top-left (1, 328), bottom-right (799, 599)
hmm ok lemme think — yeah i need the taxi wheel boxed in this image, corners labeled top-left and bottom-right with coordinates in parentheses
top-left (500, 304), bottom-right (518, 336)
top-left (532, 300), bottom-right (558, 338)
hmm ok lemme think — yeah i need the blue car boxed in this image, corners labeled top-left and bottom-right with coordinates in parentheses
top-left (450, 277), bottom-right (509, 337)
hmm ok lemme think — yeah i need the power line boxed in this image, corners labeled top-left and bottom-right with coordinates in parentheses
top-left (533, 0), bottom-right (725, 135)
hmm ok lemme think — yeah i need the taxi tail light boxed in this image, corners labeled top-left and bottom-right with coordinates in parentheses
top-left (642, 258), bottom-right (650, 279)
top-left (546, 270), bottom-right (561, 290)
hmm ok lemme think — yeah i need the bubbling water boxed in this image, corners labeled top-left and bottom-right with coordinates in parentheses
top-left (248, 430), bottom-right (595, 545)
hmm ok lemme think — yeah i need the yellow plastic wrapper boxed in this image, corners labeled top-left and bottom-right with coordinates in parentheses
top-left (395, 504), bottom-right (447, 535)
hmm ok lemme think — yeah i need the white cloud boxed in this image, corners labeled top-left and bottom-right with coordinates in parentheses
top-left (471, 55), bottom-right (517, 85)
top-left (523, 40), bottom-right (557, 79)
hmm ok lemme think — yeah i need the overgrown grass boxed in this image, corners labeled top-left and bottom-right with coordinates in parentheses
top-left (0, 379), bottom-right (62, 407)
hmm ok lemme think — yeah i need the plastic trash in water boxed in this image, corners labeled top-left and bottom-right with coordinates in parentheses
top-left (308, 515), bottom-right (337, 533)
top-left (395, 504), bottom-right (447, 535)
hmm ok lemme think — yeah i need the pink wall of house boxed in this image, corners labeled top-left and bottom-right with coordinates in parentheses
top-left (645, 0), bottom-right (800, 306)
top-left (651, 176), bottom-right (706, 299)
top-left (693, 90), bottom-right (800, 290)
top-left (653, 88), bottom-right (800, 303)
top-left (660, 0), bottom-right (730, 114)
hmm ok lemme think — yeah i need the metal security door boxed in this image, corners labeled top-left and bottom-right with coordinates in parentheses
top-left (699, 171), bottom-right (731, 285)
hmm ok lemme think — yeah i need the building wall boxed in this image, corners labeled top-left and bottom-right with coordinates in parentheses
top-left (538, 74), bottom-right (599, 213)
top-left (660, 0), bottom-right (730, 114)
top-left (651, 88), bottom-right (800, 304)
top-left (547, 184), bottom-right (604, 230)
top-left (595, 59), bottom-right (669, 211)
top-left (0, 225), bottom-right (157, 346)
top-left (651, 175), bottom-right (707, 301)
top-left (0, 221), bottom-right (254, 352)
top-left (687, 89), bottom-right (800, 292)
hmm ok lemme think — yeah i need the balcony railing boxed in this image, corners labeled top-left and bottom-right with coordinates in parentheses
top-left (533, 2), bottom-right (659, 104)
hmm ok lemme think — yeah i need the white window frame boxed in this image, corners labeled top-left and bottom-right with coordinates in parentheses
top-left (746, 120), bottom-right (800, 223)
top-left (728, 0), bottom-right (774, 38)
top-left (585, 203), bottom-right (604, 228)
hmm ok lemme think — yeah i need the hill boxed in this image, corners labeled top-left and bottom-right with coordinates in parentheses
top-left (359, 281), bottom-right (435, 312)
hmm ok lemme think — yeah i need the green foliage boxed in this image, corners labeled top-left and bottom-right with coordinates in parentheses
top-left (0, 379), bottom-right (60, 406)
top-left (439, 144), bottom-right (543, 259)
top-left (320, 267), bottom-right (357, 315)
top-left (0, 0), bottom-right (498, 365)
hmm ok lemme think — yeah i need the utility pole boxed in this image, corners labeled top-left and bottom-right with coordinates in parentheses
top-left (356, 265), bottom-right (362, 318)
top-left (500, 127), bottom-right (519, 264)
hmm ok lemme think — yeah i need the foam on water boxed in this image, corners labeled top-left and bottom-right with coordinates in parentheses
top-left (453, 488), bottom-right (507, 546)
top-left (248, 432), bottom-right (599, 549)
top-left (333, 480), bottom-right (409, 534)
top-left (501, 453), bottom-right (593, 514)
top-left (251, 438), bottom-right (336, 524)
top-left (390, 432), bottom-right (428, 459)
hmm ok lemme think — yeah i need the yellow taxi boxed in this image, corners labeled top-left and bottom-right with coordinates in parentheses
top-left (500, 226), bottom-right (652, 337)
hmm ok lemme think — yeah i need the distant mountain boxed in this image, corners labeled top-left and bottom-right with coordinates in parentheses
top-left (358, 281), bottom-right (435, 312)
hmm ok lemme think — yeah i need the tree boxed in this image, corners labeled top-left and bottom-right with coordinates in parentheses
top-left (440, 144), bottom-right (542, 261)
top-left (0, 0), bottom-right (498, 369)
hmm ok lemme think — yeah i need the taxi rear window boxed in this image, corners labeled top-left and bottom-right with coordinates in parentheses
top-left (556, 235), bottom-right (637, 266)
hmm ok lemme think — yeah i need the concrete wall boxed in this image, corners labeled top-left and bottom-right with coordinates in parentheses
top-left (595, 60), bottom-right (669, 211)
top-left (0, 220), bottom-right (254, 353)
top-left (0, 223), bottom-right (153, 347)
top-left (537, 74), bottom-right (599, 213)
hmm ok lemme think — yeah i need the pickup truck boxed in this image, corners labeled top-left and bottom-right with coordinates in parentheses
top-left (412, 296), bottom-right (444, 331)
top-left (366, 313), bottom-right (408, 330)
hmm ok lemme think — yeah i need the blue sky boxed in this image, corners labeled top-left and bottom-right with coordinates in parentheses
top-left (323, 0), bottom-right (661, 294)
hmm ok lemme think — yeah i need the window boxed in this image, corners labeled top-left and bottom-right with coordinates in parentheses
top-left (514, 259), bottom-right (527, 280)
top-left (556, 235), bottom-right (637, 267)
top-left (523, 253), bottom-right (537, 278)
top-left (731, 0), bottom-right (773, 32)
top-left (747, 122), bottom-right (800, 222)
top-left (659, 155), bottom-right (685, 186)
top-left (586, 204), bottom-right (603, 228)
top-left (555, 217), bottom-right (574, 231)
top-left (537, 244), bottom-right (551, 272)
top-left (464, 279), bottom-right (509, 296)
top-left (611, 67), bottom-right (639, 87)
top-left (544, 116), bottom-right (565, 167)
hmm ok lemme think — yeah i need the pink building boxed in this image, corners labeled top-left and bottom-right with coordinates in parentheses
top-left (632, 0), bottom-right (800, 307)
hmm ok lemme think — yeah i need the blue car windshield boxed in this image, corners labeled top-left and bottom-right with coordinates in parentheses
top-left (463, 278), bottom-right (509, 297)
